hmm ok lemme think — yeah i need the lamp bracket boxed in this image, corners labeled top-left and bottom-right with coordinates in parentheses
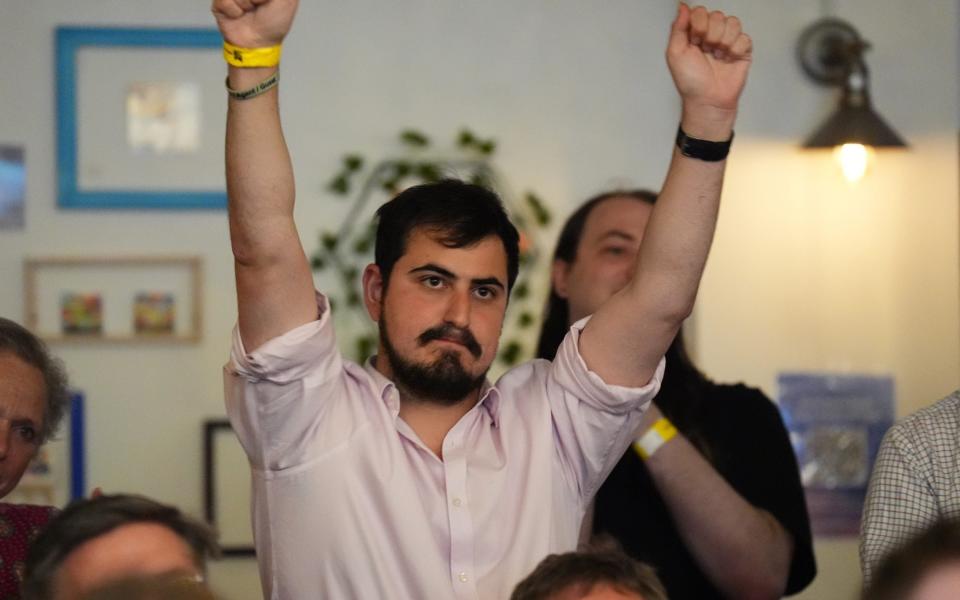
top-left (797, 18), bottom-right (865, 86)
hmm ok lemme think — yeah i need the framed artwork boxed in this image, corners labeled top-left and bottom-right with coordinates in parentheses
top-left (24, 256), bottom-right (203, 343)
top-left (203, 420), bottom-right (255, 557)
top-left (7, 391), bottom-right (86, 506)
top-left (55, 27), bottom-right (226, 209)
top-left (778, 372), bottom-right (895, 537)
top-left (0, 145), bottom-right (25, 229)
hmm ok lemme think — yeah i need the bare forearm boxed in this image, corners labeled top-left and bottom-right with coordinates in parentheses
top-left (215, 0), bottom-right (316, 350)
top-left (582, 110), bottom-right (729, 387)
top-left (578, 5), bottom-right (751, 387)
top-left (626, 104), bottom-right (732, 322)
top-left (646, 425), bottom-right (792, 599)
top-left (226, 66), bottom-right (296, 265)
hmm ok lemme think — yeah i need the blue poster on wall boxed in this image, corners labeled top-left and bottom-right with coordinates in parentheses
top-left (778, 373), bottom-right (895, 537)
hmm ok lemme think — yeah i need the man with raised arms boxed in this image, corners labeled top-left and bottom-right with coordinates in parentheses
top-left (213, 1), bottom-right (752, 597)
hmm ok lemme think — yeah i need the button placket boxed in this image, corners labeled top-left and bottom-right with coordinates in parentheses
top-left (444, 431), bottom-right (477, 598)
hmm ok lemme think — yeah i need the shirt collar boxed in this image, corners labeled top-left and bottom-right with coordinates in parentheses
top-left (363, 357), bottom-right (501, 427)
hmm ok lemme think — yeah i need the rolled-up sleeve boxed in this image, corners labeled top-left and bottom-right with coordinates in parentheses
top-left (224, 294), bottom-right (345, 471)
top-left (548, 317), bottom-right (665, 503)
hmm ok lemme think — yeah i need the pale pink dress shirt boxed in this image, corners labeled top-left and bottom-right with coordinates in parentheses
top-left (225, 295), bottom-right (663, 600)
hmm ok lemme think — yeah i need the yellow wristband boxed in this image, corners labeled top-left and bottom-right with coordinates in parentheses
top-left (223, 41), bottom-right (282, 68)
top-left (633, 417), bottom-right (678, 461)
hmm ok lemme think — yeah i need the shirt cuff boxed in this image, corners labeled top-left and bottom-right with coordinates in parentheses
top-left (228, 292), bottom-right (339, 384)
top-left (552, 316), bottom-right (665, 414)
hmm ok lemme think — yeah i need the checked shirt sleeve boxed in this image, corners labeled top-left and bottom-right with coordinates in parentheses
top-left (859, 423), bottom-right (939, 583)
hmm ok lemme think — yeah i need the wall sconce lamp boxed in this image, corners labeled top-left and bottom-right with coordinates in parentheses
top-left (797, 18), bottom-right (907, 182)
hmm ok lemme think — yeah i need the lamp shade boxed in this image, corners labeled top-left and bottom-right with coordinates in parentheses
top-left (803, 101), bottom-right (907, 148)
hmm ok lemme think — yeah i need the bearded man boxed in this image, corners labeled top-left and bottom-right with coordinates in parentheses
top-left (214, 0), bottom-right (754, 597)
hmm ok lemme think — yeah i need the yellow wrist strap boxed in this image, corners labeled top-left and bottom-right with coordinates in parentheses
top-left (223, 41), bottom-right (282, 68)
top-left (633, 417), bottom-right (678, 461)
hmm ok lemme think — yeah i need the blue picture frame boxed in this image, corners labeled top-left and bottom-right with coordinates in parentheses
top-left (69, 391), bottom-right (86, 500)
top-left (56, 27), bottom-right (226, 209)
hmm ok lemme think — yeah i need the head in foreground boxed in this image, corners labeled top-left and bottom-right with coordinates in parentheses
top-left (511, 543), bottom-right (667, 600)
top-left (22, 494), bottom-right (219, 600)
top-left (863, 520), bottom-right (960, 600)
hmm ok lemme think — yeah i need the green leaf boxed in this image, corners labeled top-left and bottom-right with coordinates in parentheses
top-left (417, 163), bottom-right (441, 182)
top-left (458, 129), bottom-right (475, 147)
top-left (353, 236), bottom-right (372, 254)
top-left (518, 312), bottom-right (534, 328)
top-left (356, 335), bottom-right (376, 362)
top-left (526, 192), bottom-right (551, 226)
top-left (514, 282), bottom-right (529, 299)
top-left (321, 232), bottom-right (339, 250)
top-left (477, 140), bottom-right (496, 155)
top-left (310, 255), bottom-right (326, 270)
top-left (499, 341), bottom-right (522, 366)
top-left (394, 161), bottom-right (412, 178)
top-left (344, 154), bottom-right (364, 171)
top-left (328, 174), bottom-right (350, 195)
top-left (346, 291), bottom-right (360, 307)
top-left (400, 130), bottom-right (430, 147)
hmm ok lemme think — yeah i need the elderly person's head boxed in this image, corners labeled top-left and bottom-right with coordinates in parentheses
top-left (22, 494), bottom-right (219, 600)
top-left (0, 318), bottom-right (69, 498)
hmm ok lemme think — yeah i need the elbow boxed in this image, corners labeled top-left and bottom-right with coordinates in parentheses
top-left (723, 559), bottom-right (789, 600)
top-left (231, 238), bottom-right (264, 268)
top-left (737, 582), bottom-right (787, 600)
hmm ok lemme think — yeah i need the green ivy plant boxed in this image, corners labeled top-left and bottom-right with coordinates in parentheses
top-left (311, 128), bottom-right (552, 366)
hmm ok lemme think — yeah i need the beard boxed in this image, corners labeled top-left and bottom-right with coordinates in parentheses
top-left (379, 315), bottom-right (488, 406)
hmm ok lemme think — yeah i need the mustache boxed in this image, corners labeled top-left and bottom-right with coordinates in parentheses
top-left (418, 324), bottom-right (482, 358)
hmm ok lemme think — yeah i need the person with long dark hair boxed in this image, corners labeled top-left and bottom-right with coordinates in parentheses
top-left (537, 191), bottom-right (816, 599)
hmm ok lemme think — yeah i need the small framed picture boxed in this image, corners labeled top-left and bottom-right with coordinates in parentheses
top-left (60, 292), bottom-right (103, 336)
top-left (55, 27), bottom-right (225, 209)
top-left (25, 256), bottom-right (202, 344)
top-left (133, 292), bottom-right (176, 334)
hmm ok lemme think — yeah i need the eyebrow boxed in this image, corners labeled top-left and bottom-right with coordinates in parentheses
top-left (597, 230), bottom-right (638, 243)
top-left (409, 263), bottom-right (506, 290)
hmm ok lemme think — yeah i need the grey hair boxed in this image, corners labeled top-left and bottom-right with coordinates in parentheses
top-left (0, 318), bottom-right (70, 443)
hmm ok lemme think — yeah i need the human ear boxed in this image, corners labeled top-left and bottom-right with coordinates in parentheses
top-left (551, 259), bottom-right (572, 299)
top-left (362, 264), bottom-right (384, 321)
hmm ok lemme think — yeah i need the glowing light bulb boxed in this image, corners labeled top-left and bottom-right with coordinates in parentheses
top-left (834, 143), bottom-right (873, 183)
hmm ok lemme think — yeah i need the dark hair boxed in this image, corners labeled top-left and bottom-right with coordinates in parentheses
top-left (511, 542), bottom-right (667, 600)
top-left (535, 190), bottom-right (714, 458)
top-left (535, 190), bottom-right (658, 360)
top-left (375, 179), bottom-right (520, 292)
top-left (22, 494), bottom-right (220, 600)
top-left (863, 519), bottom-right (960, 600)
top-left (0, 318), bottom-right (70, 444)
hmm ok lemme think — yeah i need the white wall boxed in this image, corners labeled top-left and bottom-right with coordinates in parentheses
top-left (1, 2), bottom-right (957, 599)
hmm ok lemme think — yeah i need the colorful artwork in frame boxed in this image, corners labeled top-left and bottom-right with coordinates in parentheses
top-left (60, 292), bottom-right (103, 336)
top-left (133, 292), bottom-right (176, 334)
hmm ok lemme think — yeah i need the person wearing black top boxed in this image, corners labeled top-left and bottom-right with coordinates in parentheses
top-left (537, 190), bottom-right (816, 599)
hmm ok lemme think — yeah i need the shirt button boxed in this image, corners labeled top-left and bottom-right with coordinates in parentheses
top-left (452, 497), bottom-right (462, 507)
top-left (458, 572), bottom-right (469, 583)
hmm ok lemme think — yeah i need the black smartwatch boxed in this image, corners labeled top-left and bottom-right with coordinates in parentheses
top-left (675, 125), bottom-right (734, 162)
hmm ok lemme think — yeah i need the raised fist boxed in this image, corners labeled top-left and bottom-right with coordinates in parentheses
top-left (212, 0), bottom-right (299, 48)
top-left (666, 4), bottom-right (752, 116)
